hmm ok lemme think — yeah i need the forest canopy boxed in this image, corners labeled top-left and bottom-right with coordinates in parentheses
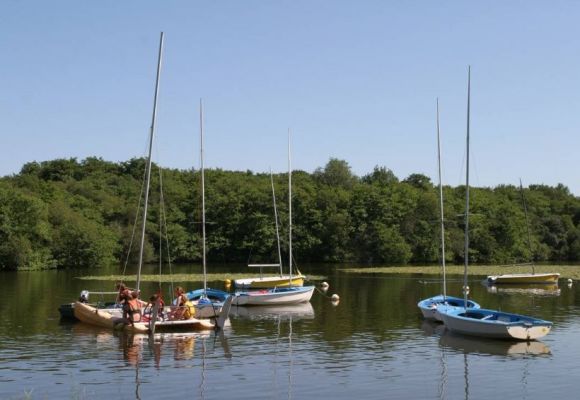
top-left (1, 157), bottom-right (579, 270)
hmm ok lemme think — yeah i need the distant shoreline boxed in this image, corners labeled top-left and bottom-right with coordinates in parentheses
top-left (341, 264), bottom-right (580, 280)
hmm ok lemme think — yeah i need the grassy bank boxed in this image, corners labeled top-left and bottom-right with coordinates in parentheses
top-left (77, 273), bottom-right (327, 283)
top-left (341, 264), bottom-right (580, 280)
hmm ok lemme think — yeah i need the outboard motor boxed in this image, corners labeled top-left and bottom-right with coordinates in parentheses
top-left (79, 290), bottom-right (90, 303)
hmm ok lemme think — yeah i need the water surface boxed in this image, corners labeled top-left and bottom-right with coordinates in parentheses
top-left (1, 265), bottom-right (578, 399)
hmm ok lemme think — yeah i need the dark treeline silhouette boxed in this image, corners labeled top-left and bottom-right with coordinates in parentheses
top-left (1, 157), bottom-right (579, 270)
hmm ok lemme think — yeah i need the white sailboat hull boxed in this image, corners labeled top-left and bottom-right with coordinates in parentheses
top-left (232, 286), bottom-right (315, 306)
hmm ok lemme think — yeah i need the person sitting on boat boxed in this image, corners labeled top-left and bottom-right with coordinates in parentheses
top-left (143, 293), bottom-right (165, 322)
top-left (115, 282), bottom-right (128, 304)
top-left (170, 286), bottom-right (194, 320)
top-left (125, 291), bottom-right (143, 326)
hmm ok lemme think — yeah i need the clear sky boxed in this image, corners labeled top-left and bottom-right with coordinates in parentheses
top-left (2, 1), bottom-right (579, 194)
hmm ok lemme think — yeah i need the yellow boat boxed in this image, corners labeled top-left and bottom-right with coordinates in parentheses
top-left (234, 274), bottom-right (305, 289)
top-left (486, 273), bottom-right (560, 284)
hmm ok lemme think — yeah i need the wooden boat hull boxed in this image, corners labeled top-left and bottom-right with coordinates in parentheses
top-left (418, 295), bottom-right (480, 321)
top-left (232, 286), bottom-right (315, 306)
top-left (234, 275), bottom-right (305, 289)
top-left (486, 273), bottom-right (560, 284)
top-left (439, 308), bottom-right (552, 340)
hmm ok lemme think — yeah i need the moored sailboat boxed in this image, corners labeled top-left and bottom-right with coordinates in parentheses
top-left (232, 130), bottom-right (315, 306)
top-left (418, 98), bottom-right (479, 321)
top-left (438, 67), bottom-right (552, 341)
top-left (185, 99), bottom-right (230, 318)
top-left (486, 180), bottom-right (560, 284)
top-left (234, 170), bottom-right (305, 289)
top-left (74, 33), bottom-right (230, 333)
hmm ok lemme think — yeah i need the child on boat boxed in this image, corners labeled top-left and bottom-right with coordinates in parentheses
top-left (169, 286), bottom-right (195, 320)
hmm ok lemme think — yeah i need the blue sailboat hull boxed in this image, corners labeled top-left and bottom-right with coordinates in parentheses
top-left (418, 295), bottom-right (480, 321)
top-left (439, 308), bottom-right (552, 340)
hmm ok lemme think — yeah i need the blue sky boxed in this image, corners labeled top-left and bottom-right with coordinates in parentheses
top-left (2, 1), bottom-right (579, 193)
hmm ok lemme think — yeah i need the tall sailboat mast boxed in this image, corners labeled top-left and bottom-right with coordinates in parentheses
top-left (200, 99), bottom-right (207, 295)
top-left (136, 32), bottom-right (164, 293)
top-left (436, 98), bottom-right (447, 301)
top-left (288, 129), bottom-right (293, 284)
top-left (463, 66), bottom-right (471, 309)
top-left (270, 169), bottom-right (283, 277)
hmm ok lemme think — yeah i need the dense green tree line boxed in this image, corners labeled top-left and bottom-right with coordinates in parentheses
top-left (1, 157), bottom-right (579, 270)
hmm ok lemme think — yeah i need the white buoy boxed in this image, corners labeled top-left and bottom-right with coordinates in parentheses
top-left (568, 279), bottom-right (573, 284)
top-left (321, 281), bottom-right (329, 288)
top-left (331, 294), bottom-right (340, 301)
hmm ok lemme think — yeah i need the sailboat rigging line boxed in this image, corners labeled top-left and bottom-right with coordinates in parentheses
top-left (463, 65), bottom-right (471, 311)
top-left (200, 98), bottom-right (208, 296)
top-left (136, 32), bottom-right (164, 294)
top-left (158, 165), bottom-right (175, 295)
top-left (270, 168), bottom-right (284, 277)
top-left (288, 128), bottom-right (293, 286)
top-left (519, 179), bottom-right (535, 275)
top-left (436, 98), bottom-right (447, 301)
top-left (121, 162), bottom-right (148, 285)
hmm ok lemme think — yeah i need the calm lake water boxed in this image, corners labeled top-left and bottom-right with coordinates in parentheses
top-left (1, 264), bottom-right (579, 399)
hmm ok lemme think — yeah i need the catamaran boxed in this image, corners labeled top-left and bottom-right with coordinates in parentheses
top-left (74, 33), bottom-right (231, 333)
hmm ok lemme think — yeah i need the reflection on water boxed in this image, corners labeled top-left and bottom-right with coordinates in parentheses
top-left (485, 283), bottom-right (561, 297)
top-left (421, 320), bottom-right (552, 357)
top-left (1, 267), bottom-right (578, 399)
top-left (230, 302), bottom-right (315, 321)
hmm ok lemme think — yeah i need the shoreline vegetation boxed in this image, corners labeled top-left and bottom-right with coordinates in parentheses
top-left (341, 264), bottom-right (580, 280)
top-left (77, 273), bottom-right (327, 283)
top-left (1, 157), bottom-right (579, 271)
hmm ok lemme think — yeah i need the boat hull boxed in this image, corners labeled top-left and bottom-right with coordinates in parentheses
top-left (74, 302), bottom-right (217, 332)
top-left (486, 273), bottom-right (560, 284)
top-left (234, 275), bottom-right (305, 289)
top-left (185, 288), bottom-right (231, 318)
top-left (439, 308), bottom-right (552, 340)
top-left (232, 286), bottom-right (315, 306)
top-left (73, 302), bottom-right (149, 333)
top-left (418, 295), bottom-right (480, 321)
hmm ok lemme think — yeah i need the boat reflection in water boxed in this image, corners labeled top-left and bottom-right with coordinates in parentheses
top-left (421, 319), bottom-right (550, 400)
top-left (439, 329), bottom-right (551, 356)
top-left (421, 320), bottom-right (551, 356)
top-left (485, 283), bottom-right (561, 297)
top-left (230, 302), bottom-right (315, 321)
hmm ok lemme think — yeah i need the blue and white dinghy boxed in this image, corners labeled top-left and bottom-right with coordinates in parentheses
top-left (417, 99), bottom-right (480, 321)
top-left (439, 308), bottom-right (552, 340)
top-left (418, 295), bottom-right (480, 322)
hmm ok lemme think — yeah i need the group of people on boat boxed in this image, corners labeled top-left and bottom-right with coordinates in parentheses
top-left (116, 284), bottom-right (195, 326)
